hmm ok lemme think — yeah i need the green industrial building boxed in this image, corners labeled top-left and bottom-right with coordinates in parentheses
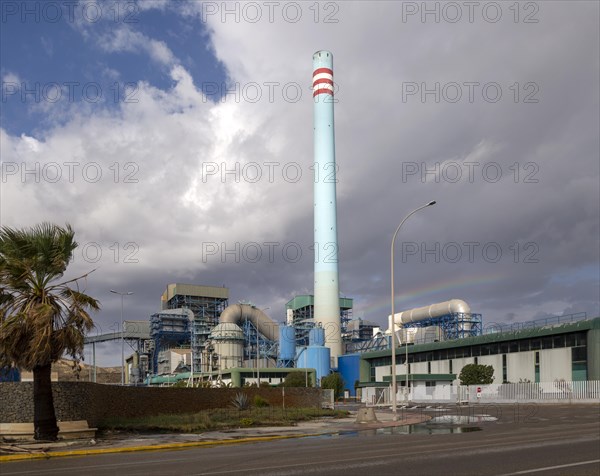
top-left (358, 316), bottom-right (600, 399)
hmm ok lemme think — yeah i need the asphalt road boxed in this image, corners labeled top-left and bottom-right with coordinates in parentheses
top-left (2, 404), bottom-right (599, 476)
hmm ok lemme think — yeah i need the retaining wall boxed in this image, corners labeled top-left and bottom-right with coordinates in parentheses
top-left (0, 382), bottom-right (321, 427)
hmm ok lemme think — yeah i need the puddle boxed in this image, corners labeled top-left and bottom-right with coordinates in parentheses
top-left (428, 415), bottom-right (497, 424)
top-left (376, 425), bottom-right (480, 435)
top-left (311, 425), bottom-right (481, 439)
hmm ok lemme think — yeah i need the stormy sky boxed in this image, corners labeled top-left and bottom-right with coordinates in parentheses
top-left (1, 1), bottom-right (598, 366)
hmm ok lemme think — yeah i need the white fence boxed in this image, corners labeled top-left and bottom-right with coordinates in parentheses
top-left (365, 381), bottom-right (600, 405)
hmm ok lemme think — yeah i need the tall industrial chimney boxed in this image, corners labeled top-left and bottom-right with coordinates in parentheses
top-left (312, 50), bottom-right (342, 365)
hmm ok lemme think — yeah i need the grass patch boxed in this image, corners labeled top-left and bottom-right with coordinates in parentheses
top-left (99, 407), bottom-right (349, 433)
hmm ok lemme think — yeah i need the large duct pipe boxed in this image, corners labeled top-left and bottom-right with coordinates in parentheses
top-left (388, 299), bottom-right (471, 331)
top-left (219, 304), bottom-right (279, 342)
top-left (313, 50), bottom-right (342, 364)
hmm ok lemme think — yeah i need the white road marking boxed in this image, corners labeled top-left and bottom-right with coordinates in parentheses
top-left (498, 459), bottom-right (600, 475)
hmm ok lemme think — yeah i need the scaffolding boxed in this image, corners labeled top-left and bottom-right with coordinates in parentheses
top-left (161, 284), bottom-right (229, 373)
top-left (342, 318), bottom-right (380, 353)
top-left (285, 295), bottom-right (353, 346)
top-left (149, 309), bottom-right (192, 374)
top-left (241, 319), bottom-right (278, 366)
top-left (403, 312), bottom-right (483, 340)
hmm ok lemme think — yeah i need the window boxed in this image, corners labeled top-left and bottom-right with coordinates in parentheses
top-left (509, 341), bottom-right (519, 353)
top-left (553, 335), bottom-right (565, 348)
top-left (572, 346), bottom-right (587, 362)
top-left (502, 354), bottom-right (508, 383)
top-left (541, 337), bottom-right (552, 349)
top-left (471, 345), bottom-right (481, 357)
top-left (427, 362), bottom-right (431, 374)
top-left (519, 340), bottom-right (530, 352)
top-left (500, 342), bottom-right (509, 354)
top-left (449, 360), bottom-right (453, 374)
top-left (531, 339), bottom-right (541, 351)
top-left (425, 381), bottom-right (436, 387)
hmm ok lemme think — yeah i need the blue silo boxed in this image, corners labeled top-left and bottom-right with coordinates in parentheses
top-left (309, 327), bottom-right (325, 346)
top-left (278, 325), bottom-right (296, 367)
top-left (297, 345), bottom-right (330, 384)
top-left (338, 353), bottom-right (360, 397)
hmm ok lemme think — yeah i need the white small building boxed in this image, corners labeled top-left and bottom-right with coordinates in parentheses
top-left (157, 348), bottom-right (192, 374)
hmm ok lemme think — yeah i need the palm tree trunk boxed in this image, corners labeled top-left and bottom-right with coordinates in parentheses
top-left (33, 363), bottom-right (59, 441)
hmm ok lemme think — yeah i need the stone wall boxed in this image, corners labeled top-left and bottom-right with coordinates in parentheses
top-left (0, 382), bottom-right (321, 427)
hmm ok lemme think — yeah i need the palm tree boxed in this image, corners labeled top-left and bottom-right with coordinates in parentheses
top-left (0, 223), bottom-right (99, 440)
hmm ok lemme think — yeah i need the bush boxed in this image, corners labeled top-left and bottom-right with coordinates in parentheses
top-left (253, 395), bottom-right (270, 407)
top-left (280, 371), bottom-right (310, 387)
top-left (321, 372), bottom-right (345, 399)
top-left (459, 364), bottom-right (494, 385)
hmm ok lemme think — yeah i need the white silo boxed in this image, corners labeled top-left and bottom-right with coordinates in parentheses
top-left (209, 323), bottom-right (244, 370)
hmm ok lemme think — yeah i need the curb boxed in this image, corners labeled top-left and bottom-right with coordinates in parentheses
top-left (0, 433), bottom-right (324, 462)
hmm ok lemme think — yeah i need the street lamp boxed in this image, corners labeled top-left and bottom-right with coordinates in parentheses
top-left (390, 200), bottom-right (436, 419)
top-left (110, 289), bottom-right (134, 385)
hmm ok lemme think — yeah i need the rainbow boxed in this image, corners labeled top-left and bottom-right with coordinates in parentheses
top-left (355, 273), bottom-right (505, 319)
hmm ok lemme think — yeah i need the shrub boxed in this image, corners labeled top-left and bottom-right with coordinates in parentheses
top-left (240, 418), bottom-right (254, 427)
top-left (280, 371), bottom-right (310, 387)
top-left (321, 372), bottom-right (345, 399)
top-left (253, 395), bottom-right (270, 407)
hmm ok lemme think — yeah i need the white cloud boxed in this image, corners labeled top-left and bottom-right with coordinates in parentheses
top-left (96, 26), bottom-right (177, 67)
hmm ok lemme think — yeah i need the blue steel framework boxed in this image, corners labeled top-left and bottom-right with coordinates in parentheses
top-left (164, 294), bottom-right (229, 373)
top-left (149, 310), bottom-right (190, 374)
top-left (409, 313), bottom-right (483, 340)
top-left (241, 319), bottom-right (278, 367)
top-left (351, 313), bottom-right (484, 353)
top-left (286, 295), bottom-right (353, 347)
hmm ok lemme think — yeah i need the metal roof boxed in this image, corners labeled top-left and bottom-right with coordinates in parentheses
top-left (360, 317), bottom-right (600, 360)
top-left (286, 294), bottom-right (353, 311)
top-left (162, 283), bottom-right (229, 302)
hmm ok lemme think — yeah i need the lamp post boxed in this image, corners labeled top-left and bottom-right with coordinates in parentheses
top-left (390, 200), bottom-right (436, 419)
top-left (110, 289), bottom-right (134, 385)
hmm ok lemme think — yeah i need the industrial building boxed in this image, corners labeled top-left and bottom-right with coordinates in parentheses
top-left (357, 315), bottom-right (600, 402)
top-left (71, 52), bottom-right (598, 407)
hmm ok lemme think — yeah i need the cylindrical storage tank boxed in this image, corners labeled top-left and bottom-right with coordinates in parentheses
top-left (337, 354), bottom-right (360, 397)
top-left (297, 346), bottom-right (330, 383)
top-left (209, 323), bottom-right (244, 370)
top-left (309, 327), bottom-right (325, 346)
top-left (279, 325), bottom-right (296, 361)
